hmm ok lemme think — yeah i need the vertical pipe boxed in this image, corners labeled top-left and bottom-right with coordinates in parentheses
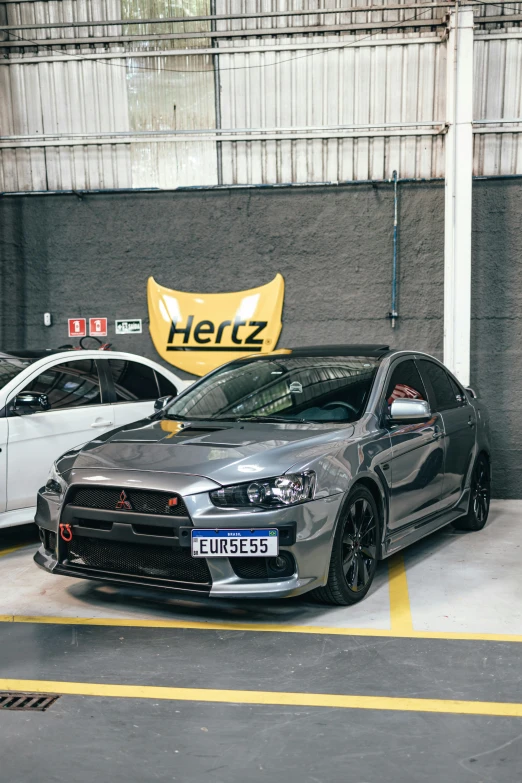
top-left (390, 170), bottom-right (399, 328)
top-left (444, 5), bottom-right (474, 386)
top-left (210, 0), bottom-right (223, 186)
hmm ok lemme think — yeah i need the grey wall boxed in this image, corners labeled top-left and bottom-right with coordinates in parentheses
top-left (471, 180), bottom-right (522, 499)
top-left (0, 180), bottom-right (518, 497)
top-left (0, 183), bottom-right (444, 361)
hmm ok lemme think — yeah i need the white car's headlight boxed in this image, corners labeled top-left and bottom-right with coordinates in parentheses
top-left (45, 462), bottom-right (66, 496)
top-left (209, 471), bottom-right (316, 510)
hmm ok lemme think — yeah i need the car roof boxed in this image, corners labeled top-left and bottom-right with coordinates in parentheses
top-left (279, 344), bottom-right (392, 358)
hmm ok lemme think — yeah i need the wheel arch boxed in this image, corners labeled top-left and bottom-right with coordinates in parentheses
top-left (347, 475), bottom-right (387, 559)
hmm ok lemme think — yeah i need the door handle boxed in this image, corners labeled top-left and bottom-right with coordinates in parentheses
top-left (91, 420), bottom-right (113, 428)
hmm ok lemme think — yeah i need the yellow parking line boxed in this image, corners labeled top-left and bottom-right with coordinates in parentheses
top-left (0, 544), bottom-right (27, 558)
top-left (1, 677), bottom-right (522, 716)
top-left (388, 553), bottom-right (413, 633)
top-left (1, 613), bottom-right (522, 643)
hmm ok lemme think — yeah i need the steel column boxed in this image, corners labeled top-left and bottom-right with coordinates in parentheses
top-left (444, 5), bottom-right (474, 386)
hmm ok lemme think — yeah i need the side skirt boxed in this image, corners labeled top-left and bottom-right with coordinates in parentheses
top-left (381, 488), bottom-right (470, 558)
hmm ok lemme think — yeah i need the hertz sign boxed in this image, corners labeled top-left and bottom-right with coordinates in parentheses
top-left (147, 274), bottom-right (285, 376)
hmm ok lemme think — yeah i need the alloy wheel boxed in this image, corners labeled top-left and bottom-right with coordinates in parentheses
top-left (472, 460), bottom-right (490, 525)
top-left (341, 498), bottom-right (377, 592)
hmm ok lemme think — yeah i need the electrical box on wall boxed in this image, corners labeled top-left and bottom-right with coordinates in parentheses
top-left (44, 313), bottom-right (52, 327)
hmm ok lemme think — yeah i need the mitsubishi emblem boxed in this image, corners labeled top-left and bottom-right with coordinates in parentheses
top-left (115, 490), bottom-right (132, 510)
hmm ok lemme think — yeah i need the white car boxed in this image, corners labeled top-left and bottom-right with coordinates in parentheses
top-left (0, 349), bottom-right (191, 528)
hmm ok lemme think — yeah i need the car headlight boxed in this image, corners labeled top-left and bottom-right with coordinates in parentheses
top-left (45, 462), bottom-right (66, 496)
top-left (209, 471), bottom-right (316, 510)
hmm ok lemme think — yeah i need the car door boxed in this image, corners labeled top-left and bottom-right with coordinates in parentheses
top-left (104, 358), bottom-right (178, 428)
top-left (6, 358), bottom-right (114, 511)
top-left (385, 357), bottom-right (446, 530)
top-left (418, 359), bottom-right (475, 509)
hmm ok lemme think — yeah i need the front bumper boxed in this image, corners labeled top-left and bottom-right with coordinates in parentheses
top-left (35, 475), bottom-right (344, 599)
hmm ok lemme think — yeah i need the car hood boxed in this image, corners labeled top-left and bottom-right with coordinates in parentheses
top-left (64, 417), bottom-right (355, 485)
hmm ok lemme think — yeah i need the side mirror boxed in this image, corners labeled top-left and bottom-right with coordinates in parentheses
top-left (465, 387), bottom-right (477, 399)
top-left (154, 395), bottom-right (175, 412)
top-left (13, 392), bottom-right (50, 414)
top-left (389, 398), bottom-right (431, 423)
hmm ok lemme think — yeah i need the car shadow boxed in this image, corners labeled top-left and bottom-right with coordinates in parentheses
top-left (63, 505), bottom-right (503, 625)
top-left (62, 556), bottom-right (391, 626)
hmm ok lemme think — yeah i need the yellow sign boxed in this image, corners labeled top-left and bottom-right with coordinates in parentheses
top-left (147, 274), bottom-right (285, 376)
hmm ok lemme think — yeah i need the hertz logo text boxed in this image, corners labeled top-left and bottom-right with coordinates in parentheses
top-left (167, 316), bottom-right (268, 352)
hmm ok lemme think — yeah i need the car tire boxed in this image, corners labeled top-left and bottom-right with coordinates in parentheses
top-left (452, 454), bottom-right (491, 532)
top-left (312, 485), bottom-right (380, 606)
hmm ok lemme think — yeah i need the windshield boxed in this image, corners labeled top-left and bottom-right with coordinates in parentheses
top-left (0, 358), bottom-right (31, 390)
top-left (165, 355), bottom-right (380, 423)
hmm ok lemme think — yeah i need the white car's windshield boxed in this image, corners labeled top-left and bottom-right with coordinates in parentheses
top-left (165, 355), bottom-right (380, 423)
top-left (0, 358), bottom-right (31, 390)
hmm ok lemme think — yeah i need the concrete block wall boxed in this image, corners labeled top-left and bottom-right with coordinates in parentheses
top-left (0, 180), bottom-right (519, 496)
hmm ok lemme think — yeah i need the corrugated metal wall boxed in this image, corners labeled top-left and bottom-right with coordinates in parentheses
top-left (1, 0), bottom-right (522, 191)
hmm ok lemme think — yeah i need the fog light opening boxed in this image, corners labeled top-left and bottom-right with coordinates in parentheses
top-left (267, 551), bottom-right (295, 578)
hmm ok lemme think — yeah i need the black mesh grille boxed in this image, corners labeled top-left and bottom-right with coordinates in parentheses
top-left (65, 537), bottom-right (211, 584)
top-left (69, 487), bottom-right (189, 517)
top-left (232, 553), bottom-right (296, 580)
top-left (231, 558), bottom-right (269, 579)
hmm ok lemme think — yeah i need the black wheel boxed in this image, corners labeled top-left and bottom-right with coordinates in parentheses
top-left (452, 455), bottom-right (491, 531)
top-left (312, 486), bottom-right (380, 606)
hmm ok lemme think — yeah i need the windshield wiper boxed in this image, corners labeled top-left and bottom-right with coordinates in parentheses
top-left (235, 415), bottom-right (308, 423)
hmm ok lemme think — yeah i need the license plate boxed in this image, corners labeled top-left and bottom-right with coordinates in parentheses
top-left (191, 529), bottom-right (279, 557)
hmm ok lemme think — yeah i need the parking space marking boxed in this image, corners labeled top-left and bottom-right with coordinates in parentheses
top-left (2, 613), bottom-right (522, 643)
top-left (2, 677), bottom-right (522, 717)
top-left (0, 545), bottom-right (27, 558)
top-left (388, 553), bottom-right (413, 633)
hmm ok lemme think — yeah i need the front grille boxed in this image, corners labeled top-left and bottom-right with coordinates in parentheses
top-left (69, 487), bottom-right (189, 517)
top-left (232, 558), bottom-right (270, 579)
top-left (65, 537), bottom-right (211, 584)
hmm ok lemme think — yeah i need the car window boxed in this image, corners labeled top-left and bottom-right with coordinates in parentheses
top-left (448, 375), bottom-right (466, 404)
top-left (0, 358), bottom-right (32, 390)
top-left (385, 360), bottom-right (427, 409)
top-left (108, 359), bottom-right (159, 402)
top-left (419, 360), bottom-right (459, 411)
top-left (165, 355), bottom-right (380, 423)
top-left (156, 372), bottom-right (178, 397)
top-left (22, 359), bottom-right (102, 409)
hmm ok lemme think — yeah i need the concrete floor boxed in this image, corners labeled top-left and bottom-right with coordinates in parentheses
top-left (0, 500), bottom-right (521, 782)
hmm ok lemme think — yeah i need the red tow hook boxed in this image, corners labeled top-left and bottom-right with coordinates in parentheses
top-left (59, 523), bottom-right (73, 543)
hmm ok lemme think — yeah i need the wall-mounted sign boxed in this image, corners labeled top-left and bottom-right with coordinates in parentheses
top-left (89, 317), bottom-right (108, 337)
top-left (115, 319), bottom-right (143, 335)
top-left (147, 274), bottom-right (285, 376)
top-left (68, 318), bottom-right (87, 338)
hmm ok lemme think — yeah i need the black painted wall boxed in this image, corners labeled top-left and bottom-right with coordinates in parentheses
top-left (0, 181), bottom-right (519, 496)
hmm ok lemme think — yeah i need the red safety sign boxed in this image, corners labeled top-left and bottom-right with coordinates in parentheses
top-left (68, 318), bottom-right (87, 338)
top-left (89, 317), bottom-right (108, 337)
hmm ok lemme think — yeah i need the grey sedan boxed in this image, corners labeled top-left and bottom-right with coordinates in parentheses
top-left (35, 345), bottom-right (491, 605)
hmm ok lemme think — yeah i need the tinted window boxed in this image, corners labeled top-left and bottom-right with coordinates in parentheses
top-left (419, 360), bottom-right (459, 411)
top-left (385, 360), bottom-right (427, 408)
top-left (164, 355), bottom-right (380, 423)
top-left (23, 360), bottom-right (102, 408)
top-left (108, 360), bottom-right (159, 402)
top-left (449, 375), bottom-right (466, 404)
top-left (156, 372), bottom-right (178, 397)
top-left (0, 359), bottom-right (31, 390)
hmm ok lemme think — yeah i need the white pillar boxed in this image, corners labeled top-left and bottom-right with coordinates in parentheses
top-left (444, 6), bottom-right (474, 387)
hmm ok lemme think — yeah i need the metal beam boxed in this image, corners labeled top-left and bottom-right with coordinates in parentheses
top-left (0, 3), bottom-right (452, 31)
top-left (0, 17), bottom-right (447, 47)
top-left (444, 5), bottom-right (474, 386)
top-left (0, 36), bottom-right (444, 64)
